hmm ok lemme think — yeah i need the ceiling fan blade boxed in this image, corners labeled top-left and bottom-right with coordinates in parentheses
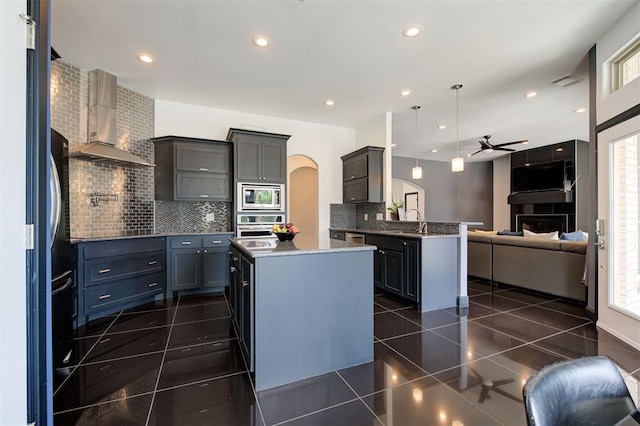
top-left (493, 379), bottom-right (515, 387)
top-left (493, 140), bottom-right (528, 148)
top-left (478, 386), bottom-right (491, 403)
top-left (469, 368), bottom-right (484, 382)
top-left (494, 147), bottom-right (516, 152)
top-left (470, 149), bottom-right (484, 156)
top-left (479, 140), bottom-right (492, 149)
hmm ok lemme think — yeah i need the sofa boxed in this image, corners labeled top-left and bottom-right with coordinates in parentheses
top-left (467, 232), bottom-right (587, 302)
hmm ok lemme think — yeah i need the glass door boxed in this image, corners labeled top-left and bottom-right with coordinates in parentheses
top-left (597, 114), bottom-right (640, 349)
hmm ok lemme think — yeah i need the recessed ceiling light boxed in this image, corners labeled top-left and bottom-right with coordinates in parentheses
top-left (574, 107), bottom-right (586, 113)
top-left (431, 149), bottom-right (438, 153)
top-left (324, 99), bottom-right (335, 106)
top-left (399, 89), bottom-right (412, 97)
top-left (137, 54), bottom-right (153, 64)
top-left (524, 91), bottom-right (537, 98)
top-left (437, 124), bottom-right (447, 130)
top-left (252, 35), bottom-right (271, 48)
top-left (402, 25), bottom-right (423, 38)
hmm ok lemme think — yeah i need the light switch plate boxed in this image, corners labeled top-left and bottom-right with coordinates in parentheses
top-left (376, 213), bottom-right (384, 221)
top-left (205, 213), bottom-right (215, 222)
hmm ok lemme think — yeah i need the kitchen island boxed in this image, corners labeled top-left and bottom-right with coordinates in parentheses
top-left (228, 235), bottom-right (375, 391)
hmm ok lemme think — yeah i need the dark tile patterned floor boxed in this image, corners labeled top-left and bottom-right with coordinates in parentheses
top-left (53, 281), bottom-right (640, 425)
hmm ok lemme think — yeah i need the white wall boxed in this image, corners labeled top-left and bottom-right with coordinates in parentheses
top-left (492, 156), bottom-right (511, 230)
top-left (355, 112), bottom-right (393, 211)
top-left (155, 100), bottom-right (355, 239)
top-left (0, 0), bottom-right (28, 424)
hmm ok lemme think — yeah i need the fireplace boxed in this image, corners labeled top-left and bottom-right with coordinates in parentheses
top-left (516, 214), bottom-right (568, 234)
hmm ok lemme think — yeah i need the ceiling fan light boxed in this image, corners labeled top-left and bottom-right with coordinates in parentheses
top-left (451, 157), bottom-right (464, 172)
top-left (412, 166), bottom-right (422, 179)
top-left (484, 148), bottom-right (494, 153)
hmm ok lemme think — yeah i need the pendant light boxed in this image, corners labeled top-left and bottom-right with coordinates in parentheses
top-left (411, 105), bottom-right (422, 179)
top-left (451, 84), bottom-right (464, 172)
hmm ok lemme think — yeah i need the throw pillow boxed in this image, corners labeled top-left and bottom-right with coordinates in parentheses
top-left (523, 229), bottom-right (559, 240)
top-left (561, 230), bottom-right (585, 241)
top-left (497, 230), bottom-right (524, 236)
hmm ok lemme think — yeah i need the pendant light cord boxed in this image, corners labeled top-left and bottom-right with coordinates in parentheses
top-left (412, 105), bottom-right (421, 167)
top-left (456, 87), bottom-right (459, 157)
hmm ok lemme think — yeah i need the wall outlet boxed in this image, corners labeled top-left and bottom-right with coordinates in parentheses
top-left (376, 213), bottom-right (384, 221)
top-left (205, 213), bottom-right (215, 222)
top-left (364, 213), bottom-right (368, 221)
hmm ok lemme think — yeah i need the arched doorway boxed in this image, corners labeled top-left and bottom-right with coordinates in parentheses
top-left (288, 155), bottom-right (319, 239)
top-left (392, 178), bottom-right (425, 221)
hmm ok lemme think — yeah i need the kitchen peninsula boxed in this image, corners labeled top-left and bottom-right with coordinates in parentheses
top-left (228, 235), bottom-right (375, 391)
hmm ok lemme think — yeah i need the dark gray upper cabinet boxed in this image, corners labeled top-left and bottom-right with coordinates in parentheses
top-left (227, 128), bottom-right (290, 183)
top-left (153, 136), bottom-right (232, 201)
top-left (341, 146), bottom-right (384, 203)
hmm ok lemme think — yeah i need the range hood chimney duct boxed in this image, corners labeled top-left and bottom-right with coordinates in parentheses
top-left (69, 69), bottom-right (155, 167)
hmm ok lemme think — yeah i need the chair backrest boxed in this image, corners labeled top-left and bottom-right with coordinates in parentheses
top-left (523, 356), bottom-right (636, 426)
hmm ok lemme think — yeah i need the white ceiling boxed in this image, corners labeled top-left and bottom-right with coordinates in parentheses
top-left (51, 0), bottom-right (638, 163)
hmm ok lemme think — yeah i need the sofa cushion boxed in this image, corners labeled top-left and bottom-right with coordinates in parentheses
top-left (523, 229), bottom-right (560, 240)
top-left (492, 235), bottom-right (562, 250)
top-left (560, 241), bottom-right (587, 254)
top-left (467, 232), bottom-right (493, 243)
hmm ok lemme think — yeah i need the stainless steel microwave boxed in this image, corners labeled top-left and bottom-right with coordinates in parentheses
top-left (238, 183), bottom-right (284, 211)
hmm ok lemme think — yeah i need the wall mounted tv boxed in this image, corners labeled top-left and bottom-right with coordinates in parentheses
top-left (512, 160), bottom-right (566, 193)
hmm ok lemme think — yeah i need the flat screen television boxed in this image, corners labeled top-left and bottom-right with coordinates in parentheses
top-left (512, 160), bottom-right (566, 192)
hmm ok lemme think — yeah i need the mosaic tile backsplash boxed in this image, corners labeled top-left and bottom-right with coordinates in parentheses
top-left (155, 201), bottom-right (231, 233)
top-left (51, 60), bottom-right (156, 237)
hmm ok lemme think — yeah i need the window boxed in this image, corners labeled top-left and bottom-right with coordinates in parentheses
top-left (612, 39), bottom-right (640, 91)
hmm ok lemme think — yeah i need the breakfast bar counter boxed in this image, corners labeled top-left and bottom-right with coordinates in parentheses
top-left (228, 236), bottom-right (375, 391)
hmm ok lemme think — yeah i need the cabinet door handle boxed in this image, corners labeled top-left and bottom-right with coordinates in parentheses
top-left (233, 256), bottom-right (238, 262)
top-left (403, 242), bottom-right (407, 246)
top-left (203, 250), bottom-right (208, 253)
top-left (199, 168), bottom-right (209, 171)
top-left (196, 250), bottom-right (200, 254)
top-left (148, 282), bottom-right (158, 287)
top-left (98, 268), bottom-right (111, 274)
top-left (212, 240), bottom-right (222, 244)
top-left (380, 250), bottom-right (385, 254)
top-left (200, 194), bottom-right (209, 198)
top-left (350, 197), bottom-right (356, 201)
top-left (181, 241), bottom-right (192, 245)
top-left (242, 280), bottom-right (249, 287)
top-left (350, 175), bottom-right (356, 179)
top-left (230, 266), bottom-right (236, 272)
top-left (148, 260), bottom-right (158, 265)
top-left (99, 294), bottom-right (111, 300)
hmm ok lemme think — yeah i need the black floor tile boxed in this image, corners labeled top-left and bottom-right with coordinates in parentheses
top-left (121, 299), bottom-right (179, 313)
top-left (280, 399), bottom-right (383, 426)
top-left (537, 299), bottom-right (588, 317)
top-left (395, 308), bottom-right (460, 330)
top-left (373, 303), bottom-right (388, 314)
top-left (107, 309), bottom-right (175, 333)
top-left (508, 305), bottom-right (591, 330)
top-left (473, 312), bottom-right (563, 342)
top-left (74, 315), bottom-right (119, 338)
top-left (362, 375), bottom-right (501, 425)
top-left (493, 288), bottom-right (558, 305)
top-left (444, 302), bottom-right (503, 320)
top-left (338, 342), bottom-right (428, 397)
top-left (383, 331), bottom-right (465, 374)
top-left (84, 328), bottom-right (169, 363)
top-left (148, 373), bottom-right (257, 426)
top-left (173, 301), bottom-right (230, 324)
top-left (434, 358), bottom-right (528, 425)
top-left (469, 294), bottom-right (529, 312)
top-left (566, 325), bottom-right (640, 374)
top-left (432, 321), bottom-right (528, 358)
top-left (53, 353), bottom-right (163, 413)
top-left (257, 372), bottom-right (357, 425)
top-left (158, 339), bottom-right (246, 390)
top-left (532, 331), bottom-right (599, 359)
top-left (467, 280), bottom-right (494, 293)
top-left (373, 294), bottom-right (412, 311)
top-left (374, 311), bottom-right (423, 340)
top-left (53, 393), bottom-right (153, 426)
top-left (488, 344), bottom-right (566, 372)
top-left (178, 293), bottom-right (226, 307)
top-left (168, 317), bottom-right (234, 349)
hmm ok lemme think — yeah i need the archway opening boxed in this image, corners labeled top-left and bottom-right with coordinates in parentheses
top-left (288, 155), bottom-right (319, 239)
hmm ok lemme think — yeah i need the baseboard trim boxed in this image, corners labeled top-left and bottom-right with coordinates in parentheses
top-left (595, 321), bottom-right (640, 352)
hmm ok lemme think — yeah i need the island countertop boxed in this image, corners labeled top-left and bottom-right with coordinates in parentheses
top-left (229, 235), bottom-right (376, 258)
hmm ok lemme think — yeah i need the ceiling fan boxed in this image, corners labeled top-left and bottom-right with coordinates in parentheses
top-left (463, 367), bottom-right (523, 404)
top-left (470, 135), bottom-right (528, 156)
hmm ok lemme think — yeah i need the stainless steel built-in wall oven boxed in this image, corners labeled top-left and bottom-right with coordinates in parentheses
top-left (237, 214), bottom-right (286, 238)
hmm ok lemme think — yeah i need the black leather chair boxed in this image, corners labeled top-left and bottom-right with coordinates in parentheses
top-left (523, 356), bottom-right (637, 426)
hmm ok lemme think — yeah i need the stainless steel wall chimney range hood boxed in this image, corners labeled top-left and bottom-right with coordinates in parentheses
top-left (69, 69), bottom-right (155, 167)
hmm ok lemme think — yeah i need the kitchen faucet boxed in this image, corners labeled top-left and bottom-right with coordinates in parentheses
top-left (406, 208), bottom-right (427, 234)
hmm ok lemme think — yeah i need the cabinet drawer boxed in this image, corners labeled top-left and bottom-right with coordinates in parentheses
top-left (85, 273), bottom-right (165, 314)
top-left (81, 237), bottom-right (165, 260)
top-left (330, 231), bottom-right (346, 241)
top-left (365, 234), bottom-right (405, 251)
top-left (170, 236), bottom-right (203, 249)
top-left (203, 234), bottom-right (232, 248)
top-left (85, 253), bottom-right (164, 286)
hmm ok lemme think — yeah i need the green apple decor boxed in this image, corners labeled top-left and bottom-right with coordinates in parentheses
top-left (272, 223), bottom-right (299, 241)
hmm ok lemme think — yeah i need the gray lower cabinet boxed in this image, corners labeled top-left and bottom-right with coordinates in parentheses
top-left (229, 246), bottom-right (254, 370)
top-left (367, 234), bottom-right (420, 303)
top-left (167, 234), bottom-right (232, 293)
top-left (75, 237), bottom-right (166, 326)
top-left (153, 136), bottom-right (232, 201)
